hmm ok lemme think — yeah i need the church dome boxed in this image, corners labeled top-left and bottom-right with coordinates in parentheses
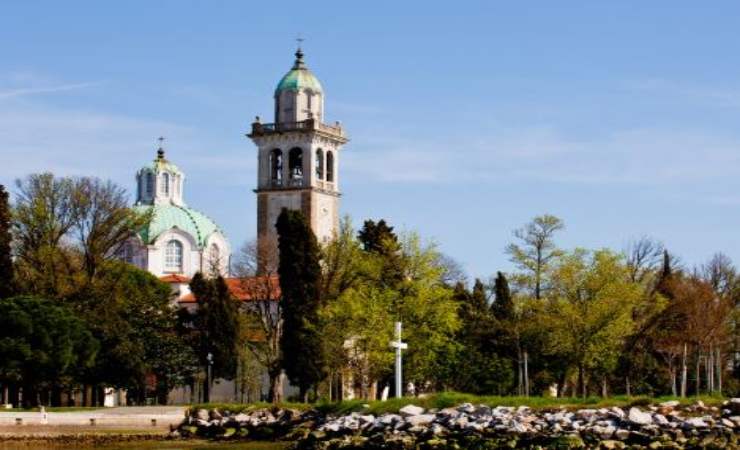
top-left (133, 203), bottom-right (224, 248)
top-left (275, 48), bottom-right (323, 95)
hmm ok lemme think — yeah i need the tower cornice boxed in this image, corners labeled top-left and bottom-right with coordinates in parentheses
top-left (247, 118), bottom-right (349, 145)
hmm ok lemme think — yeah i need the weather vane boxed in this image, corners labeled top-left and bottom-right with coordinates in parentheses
top-left (296, 34), bottom-right (304, 49)
top-left (158, 136), bottom-right (165, 148)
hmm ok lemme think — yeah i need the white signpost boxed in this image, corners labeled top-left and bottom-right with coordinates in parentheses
top-left (390, 321), bottom-right (408, 398)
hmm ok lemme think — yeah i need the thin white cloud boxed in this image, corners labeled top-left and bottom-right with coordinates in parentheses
top-left (0, 81), bottom-right (104, 100)
top-left (343, 126), bottom-right (740, 186)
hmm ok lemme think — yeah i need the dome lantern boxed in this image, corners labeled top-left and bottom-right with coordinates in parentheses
top-left (274, 47), bottom-right (324, 124)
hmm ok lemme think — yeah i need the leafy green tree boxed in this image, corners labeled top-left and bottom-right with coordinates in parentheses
top-left (506, 214), bottom-right (564, 299)
top-left (0, 296), bottom-right (98, 407)
top-left (321, 226), bottom-right (459, 397)
top-left (276, 209), bottom-right (325, 400)
top-left (70, 261), bottom-right (195, 404)
top-left (0, 185), bottom-right (14, 299)
top-left (545, 249), bottom-right (642, 397)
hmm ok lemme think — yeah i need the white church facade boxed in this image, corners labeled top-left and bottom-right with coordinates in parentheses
top-left (122, 145), bottom-right (231, 281)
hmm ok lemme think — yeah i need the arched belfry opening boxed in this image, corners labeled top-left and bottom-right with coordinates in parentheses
top-left (326, 151), bottom-right (334, 182)
top-left (270, 149), bottom-right (283, 185)
top-left (315, 148), bottom-right (324, 180)
top-left (289, 147), bottom-right (303, 183)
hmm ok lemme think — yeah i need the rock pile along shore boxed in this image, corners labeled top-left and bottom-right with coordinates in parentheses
top-left (176, 399), bottom-right (740, 449)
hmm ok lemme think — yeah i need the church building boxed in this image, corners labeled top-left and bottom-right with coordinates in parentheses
top-left (122, 145), bottom-right (231, 286)
top-left (122, 46), bottom-right (347, 403)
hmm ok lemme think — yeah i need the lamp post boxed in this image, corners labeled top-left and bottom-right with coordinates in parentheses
top-left (390, 322), bottom-right (407, 398)
top-left (206, 352), bottom-right (214, 403)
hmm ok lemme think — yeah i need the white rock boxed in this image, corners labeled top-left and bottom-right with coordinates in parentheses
top-left (610, 407), bottom-right (626, 419)
top-left (683, 417), bottom-right (708, 428)
top-left (233, 413), bottom-right (250, 423)
top-left (653, 414), bottom-right (669, 426)
top-left (458, 403), bottom-right (476, 414)
top-left (660, 400), bottom-right (680, 408)
top-left (721, 418), bottom-right (735, 428)
top-left (511, 421), bottom-right (527, 433)
top-left (399, 405), bottom-right (425, 417)
top-left (430, 423), bottom-right (446, 435)
top-left (628, 408), bottom-right (653, 425)
top-left (615, 429), bottom-right (630, 440)
top-left (405, 414), bottom-right (435, 427)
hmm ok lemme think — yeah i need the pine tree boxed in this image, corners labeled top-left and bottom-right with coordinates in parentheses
top-left (276, 208), bottom-right (325, 400)
top-left (0, 185), bottom-right (13, 299)
top-left (358, 219), bottom-right (404, 286)
top-left (491, 271), bottom-right (513, 321)
top-left (358, 219), bottom-right (398, 253)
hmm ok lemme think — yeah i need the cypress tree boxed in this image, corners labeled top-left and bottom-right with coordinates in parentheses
top-left (491, 271), bottom-right (513, 321)
top-left (0, 185), bottom-right (13, 299)
top-left (276, 208), bottom-right (324, 400)
top-left (188, 272), bottom-right (239, 402)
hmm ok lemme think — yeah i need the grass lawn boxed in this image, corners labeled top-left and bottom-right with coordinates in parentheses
top-left (191, 391), bottom-right (727, 416)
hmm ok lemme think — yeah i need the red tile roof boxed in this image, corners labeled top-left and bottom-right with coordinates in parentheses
top-left (178, 276), bottom-right (281, 304)
top-left (160, 274), bottom-right (191, 283)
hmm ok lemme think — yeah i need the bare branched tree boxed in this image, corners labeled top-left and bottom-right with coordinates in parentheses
top-left (624, 236), bottom-right (664, 284)
top-left (434, 253), bottom-right (468, 287)
top-left (701, 253), bottom-right (736, 298)
top-left (232, 239), bottom-right (284, 403)
top-left (74, 177), bottom-right (152, 280)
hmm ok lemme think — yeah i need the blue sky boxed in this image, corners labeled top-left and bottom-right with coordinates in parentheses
top-left (1, 1), bottom-right (739, 280)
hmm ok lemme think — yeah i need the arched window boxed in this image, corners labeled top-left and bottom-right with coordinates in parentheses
top-left (270, 149), bottom-right (283, 184)
top-left (289, 147), bottom-right (303, 181)
top-left (326, 151), bottom-right (335, 182)
top-left (165, 240), bottom-right (183, 272)
top-left (209, 244), bottom-right (221, 274)
top-left (315, 148), bottom-right (324, 180)
top-left (119, 243), bottom-right (134, 265)
top-left (146, 173), bottom-right (155, 195)
top-left (161, 173), bottom-right (170, 195)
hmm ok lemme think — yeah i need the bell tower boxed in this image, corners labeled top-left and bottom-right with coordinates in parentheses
top-left (248, 46), bottom-right (348, 269)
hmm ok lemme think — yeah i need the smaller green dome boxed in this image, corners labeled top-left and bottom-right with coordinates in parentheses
top-left (275, 48), bottom-right (323, 95)
top-left (134, 204), bottom-right (223, 248)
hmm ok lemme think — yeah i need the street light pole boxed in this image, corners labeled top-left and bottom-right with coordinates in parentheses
top-left (206, 352), bottom-right (213, 403)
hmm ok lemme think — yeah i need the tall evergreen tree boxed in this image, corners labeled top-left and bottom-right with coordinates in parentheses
top-left (358, 219), bottom-right (404, 286)
top-left (0, 185), bottom-right (14, 299)
top-left (448, 279), bottom-right (512, 394)
top-left (276, 208), bottom-right (325, 400)
top-left (357, 219), bottom-right (398, 253)
top-left (491, 271), bottom-right (513, 321)
top-left (185, 272), bottom-right (240, 403)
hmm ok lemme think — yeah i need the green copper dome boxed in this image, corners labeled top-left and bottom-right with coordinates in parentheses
top-left (133, 203), bottom-right (223, 248)
top-left (275, 48), bottom-right (323, 95)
